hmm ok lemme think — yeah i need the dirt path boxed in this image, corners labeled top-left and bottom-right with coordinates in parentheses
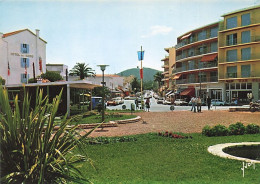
top-left (86, 110), bottom-right (260, 137)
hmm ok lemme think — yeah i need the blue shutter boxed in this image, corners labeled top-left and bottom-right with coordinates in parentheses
top-left (227, 49), bottom-right (237, 62)
top-left (27, 58), bottom-right (30, 67)
top-left (241, 13), bottom-right (251, 26)
top-left (241, 31), bottom-right (251, 43)
top-left (226, 17), bottom-right (237, 29)
top-left (241, 65), bottom-right (251, 77)
top-left (27, 44), bottom-right (29, 53)
top-left (21, 44), bottom-right (23, 53)
top-left (21, 58), bottom-right (25, 67)
top-left (241, 47), bottom-right (251, 61)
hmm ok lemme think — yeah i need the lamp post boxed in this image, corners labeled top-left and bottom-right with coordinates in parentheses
top-left (137, 46), bottom-right (144, 109)
top-left (97, 64), bottom-right (109, 122)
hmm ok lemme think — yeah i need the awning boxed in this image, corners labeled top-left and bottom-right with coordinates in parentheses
top-left (201, 53), bottom-right (218, 62)
top-left (180, 33), bottom-right (192, 40)
top-left (180, 88), bottom-right (195, 96)
top-left (165, 91), bottom-right (173, 96)
top-left (172, 74), bottom-right (182, 80)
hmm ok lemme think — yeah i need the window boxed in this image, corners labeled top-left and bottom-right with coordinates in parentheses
top-left (211, 42), bottom-right (218, 52)
top-left (241, 47), bottom-right (251, 61)
top-left (210, 27), bottom-right (218, 38)
top-left (210, 71), bottom-right (218, 82)
top-left (20, 58), bottom-right (30, 68)
top-left (227, 66), bottom-right (237, 78)
top-left (21, 74), bottom-right (29, 83)
top-left (227, 49), bottom-right (237, 62)
top-left (241, 31), bottom-right (251, 43)
top-left (188, 60), bottom-right (195, 70)
top-left (197, 45), bottom-right (207, 55)
top-left (226, 16), bottom-right (237, 29)
top-left (241, 13), bottom-right (251, 26)
top-left (188, 48), bottom-right (194, 57)
top-left (198, 30), bottom-right (206, 41)
top-left (226, 33), bottom-right (237, 45)
top-left (21, 44), bottom-right (29, 53)
top-left (188, 74), bottom-right (195, 83)
top-left (247, 83), bottom-right (252, 89)
top-left (182, 63), bottom-right (186, 71)
top-left (198, 72), bottom-right (207, 82)
top-left (241, 65), bottom-right (251, 78)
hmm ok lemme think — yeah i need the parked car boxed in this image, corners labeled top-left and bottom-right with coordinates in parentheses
top-left (211, 99), bottom-right (226, 106)
top-left (113, 97), bottom-right (124, 105)
top-left (157, 97), bottom-right (164, 104)
top-left (174, 99), bottom-right (188, 106)
top-left (107, 100), bottom-right (117, 106)
top-left (163, 100), bottom-right (172, 105)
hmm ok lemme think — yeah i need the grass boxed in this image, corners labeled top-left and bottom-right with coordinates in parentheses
top-left (70, 113), bottom-right (137, 125)
top-left (76, 133), bottom-right (260, 184)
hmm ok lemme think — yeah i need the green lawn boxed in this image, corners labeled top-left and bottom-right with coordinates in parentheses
top-left (77, 133), bottom-right (260, 184)
top-left (70, 114), bottom-right (137, 125)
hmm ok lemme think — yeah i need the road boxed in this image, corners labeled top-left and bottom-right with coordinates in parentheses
top-left (107, 96), bottom-right (240, 112)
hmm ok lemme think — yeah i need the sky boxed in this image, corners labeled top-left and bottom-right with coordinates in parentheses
top-left (0, 0), bottom-right (259, 74)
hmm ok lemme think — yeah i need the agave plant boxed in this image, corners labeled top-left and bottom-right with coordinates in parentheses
top-left (0, 86), bottom-right (95, 183)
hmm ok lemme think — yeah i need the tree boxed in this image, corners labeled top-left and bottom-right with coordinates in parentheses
top-left (69, 63), bottom-right (95, 80)
top-left (41, 71), bottom-right (63, 82)
top-left (153, 72), bottom-right (164, 90)
top-left (0, 76), bottom-right (5, 85)
top-left (130, 77), bottom-right (140, 92)
top-left (0, 86), bottom-right (94, 183)
top-left (92, 86), bottom-right (111, 98)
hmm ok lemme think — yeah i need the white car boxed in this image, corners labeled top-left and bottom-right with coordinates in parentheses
top-left (112, 97), bottom-right (124, 105)
top-left (174, 99), bottom-right (188, 106)
top-left (211, 99), bottom-right (226, 106)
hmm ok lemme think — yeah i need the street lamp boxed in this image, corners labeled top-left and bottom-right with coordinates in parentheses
top-left (97, 64), bottom-right (109, 122)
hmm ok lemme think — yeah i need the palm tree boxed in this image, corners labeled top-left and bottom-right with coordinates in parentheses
top-left (69, 63), bottom-right (95, 80)
top-left (154, 71), bottom-right (164, 89)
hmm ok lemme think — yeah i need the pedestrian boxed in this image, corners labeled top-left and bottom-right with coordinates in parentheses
top-left (197, 96), bottom-right (202, 112)
top-left (206, 96), bottom-right (211, 110)
top-left (135, 97), bottom-right (139, 109)
top-left (190, 96), bottom-right (196, 112)
top-left (145, 98), bottom-right (151, 112)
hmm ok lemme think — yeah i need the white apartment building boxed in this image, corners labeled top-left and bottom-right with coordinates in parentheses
top-left (46, 64), bottom-right (68, 80)
top-left (0, 29), bottom-right (47, 85)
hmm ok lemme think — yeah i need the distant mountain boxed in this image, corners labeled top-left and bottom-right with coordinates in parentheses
top-left (117, 67), bottom-right (162, 81)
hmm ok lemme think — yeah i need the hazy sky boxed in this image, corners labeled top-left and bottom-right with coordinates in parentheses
top-left (0, 0), bottom-right (259, 74)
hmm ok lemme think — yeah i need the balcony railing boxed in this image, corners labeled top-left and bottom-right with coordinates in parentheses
top-left (219, 19), bottom-right (260, 31)
top-left (176, 35), bottom-right (217, 50)
top-left (226, 73), bottom-right (237, 78)
top-left (219, 36), bottom-right (260, 47)
top-left (223, 71), bottom-right (260, 79)
top-left (174, 61), bottom-right (218, 73)
top-left (176, 48), bottom-right (218, 62)
top-left (176, 76), bottom-right (218, 84)
top-left (219, 53), bottom-right (260, 63)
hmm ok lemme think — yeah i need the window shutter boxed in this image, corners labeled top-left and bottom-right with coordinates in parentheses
top-left (21, 58), bottom-right (25, 67)
top-left (27, 44), bottom-right (29, 53)
top-left (27, 58), bottom-right (30, 67)
top-left (21, 44), bottom-right (23, 53)
top-left (21, 74), bottom-right (24, 83)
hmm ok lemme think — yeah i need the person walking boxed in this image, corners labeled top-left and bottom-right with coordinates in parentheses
top-left (145, 98), bottom-right (151, 112)
top-left (135, 97), bottom-right (139, 109)
top-left (197, 96), bottom-right (202, 112)
top-left (206, 96), bottom-right (211, 110)
top-left (190, 96), bottom-right (196, 112)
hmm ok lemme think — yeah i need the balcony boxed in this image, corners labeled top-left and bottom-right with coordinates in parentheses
top-left (219, 36), bottom-right (260, 47)
top-left (174, 61), bottom-right (218, 74)
top-left (219, 53), bottom-right (260, 64)
top-left (219, 19), bottom-right (260, 31)
top-left (176, 48), bottom-right (218, 62)
top-left (222, 71), bottom-right (260, 79)
top-left (176, 76), bottom-right (218, 84)
top-left (226, 73), bottom-right (237, 78)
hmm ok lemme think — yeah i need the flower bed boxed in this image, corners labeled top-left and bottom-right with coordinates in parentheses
top-left (158, 131), bottom-right (192, 139)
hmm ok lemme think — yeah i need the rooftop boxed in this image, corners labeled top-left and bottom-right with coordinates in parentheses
top-left (3, 29), bottom-right (47, 43)
top-left (222, 4), bottom-right (260, 17)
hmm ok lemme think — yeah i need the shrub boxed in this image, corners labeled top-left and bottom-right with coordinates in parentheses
top-left (0, 86), bottom-right (94, 183)
top-left (246, 124), bottom-right (260, 134)
top-left (202, 125), bottom-right (212, 137)
top-left (211, 124), bottom-right (229, 136)
top-left (41, 71), bottom-right (63, 82)
top-left (229, 122), bottom-right (246, 135)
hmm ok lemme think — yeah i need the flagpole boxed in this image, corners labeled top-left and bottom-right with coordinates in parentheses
top-left (140, 46), bottom-right (143, 107)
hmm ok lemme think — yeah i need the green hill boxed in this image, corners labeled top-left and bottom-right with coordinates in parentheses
top-left (118, 67), bottom-right (161, 81)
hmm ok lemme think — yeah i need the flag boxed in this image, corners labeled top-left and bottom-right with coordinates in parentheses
top-left (8, 62), bottom-right (10, 76)
top-left (140, 68), bottom-right (143, 79)
top-left (137, 51), bottom-right (144, 61)
top-left (24, 59), bottom-right (27, 75)
top-left (39, 57), bottom-right (42, 72)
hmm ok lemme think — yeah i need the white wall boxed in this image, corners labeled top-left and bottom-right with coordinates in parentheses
top-left (0, 30), bottom-right (46, 84)
top-left (46, 64), bottom-right (68, 79)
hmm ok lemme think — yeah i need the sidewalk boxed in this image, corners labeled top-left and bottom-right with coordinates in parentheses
top-left (87, 110), bottom-right (260, 137)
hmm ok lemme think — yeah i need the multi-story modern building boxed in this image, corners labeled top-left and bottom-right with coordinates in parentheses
top-left (161, 47), bottom-right (175, 95)
top-left (0, 29), bottom-right (47, 85)
top-left (218, 5), bottom-right (260, 104)
top-left (173, 22), bottom-right (222, 101)
top-left (46, 64), bottom-right (68, 80)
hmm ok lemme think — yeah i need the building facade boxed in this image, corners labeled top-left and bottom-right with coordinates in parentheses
top-left (46, 64), bottom-right (68, 80)
top-left (218, 5), bottom-right (260, 104)
top-left (173, 22), bottom-right (223, 102)
top-left (0, 29), bottom-right (47, 85)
